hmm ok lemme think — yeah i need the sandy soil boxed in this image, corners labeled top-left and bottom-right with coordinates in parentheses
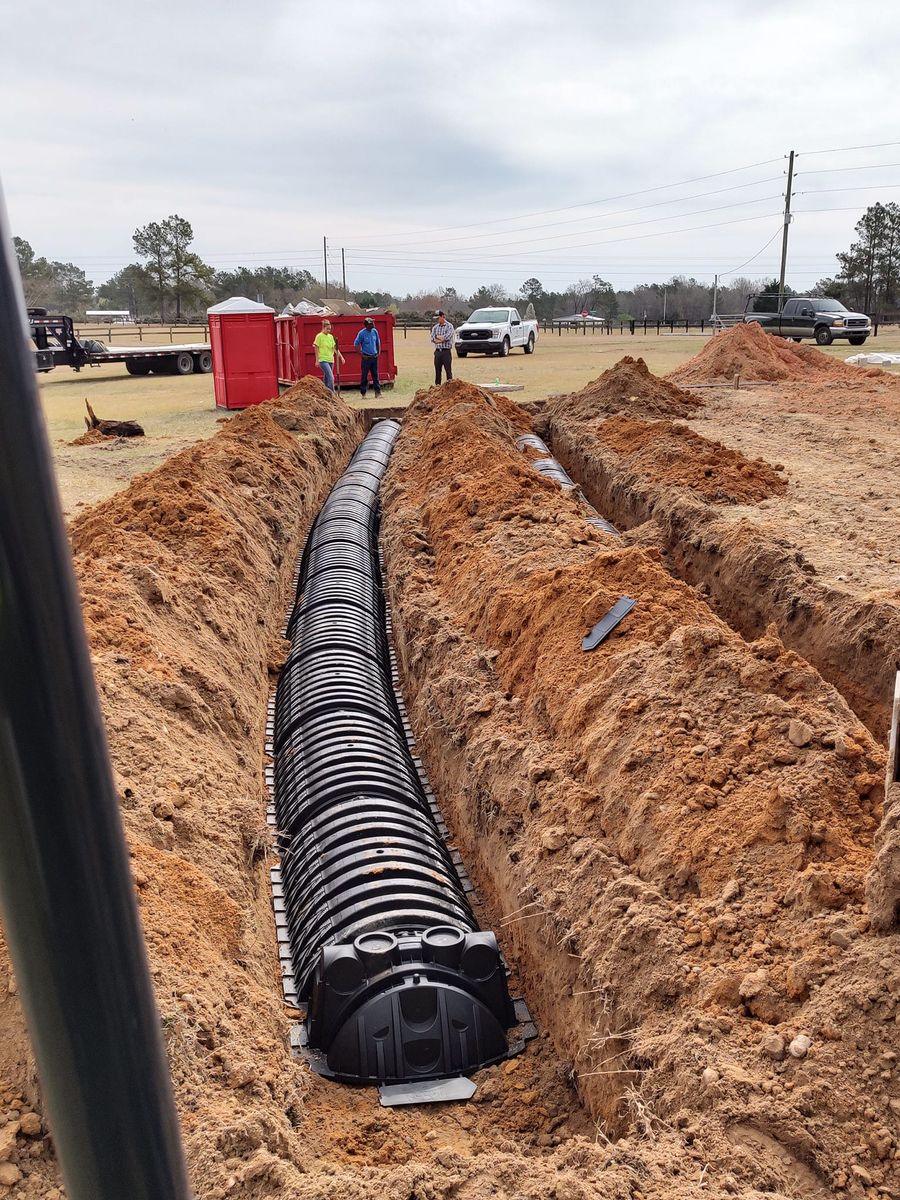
top-left (381, 381), bottom-right (899, 1199)
top-left (545, 335), bottom-right (900, 740)
top-left (2, 348), bottom-right (899, 1199)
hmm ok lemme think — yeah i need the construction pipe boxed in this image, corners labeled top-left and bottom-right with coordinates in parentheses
top-left (0, 193), bottom-right (191, 1198)
top-left (274, 423), bottom-right (515, 1084)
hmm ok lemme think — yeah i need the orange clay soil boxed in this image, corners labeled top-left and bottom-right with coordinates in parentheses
top-left (668, 322), bottom-right (884, 386)
top-left (545, 361), bottom-right (900, 741)
top-left (0, 378), bottom-right (368, 1198)
top-left (381, 379), bottom-right (899, 1200)
top-left (0, 379), bottom-right (715, 1200)
top-left (554, 356), bottom-right (702, 422)
top-left (596, 416), bottom-right (787, 505)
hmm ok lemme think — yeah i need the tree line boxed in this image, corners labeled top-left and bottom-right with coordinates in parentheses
top-left (13, 203), bottom-right (900, 323)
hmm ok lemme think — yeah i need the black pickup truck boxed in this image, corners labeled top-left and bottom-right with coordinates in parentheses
top-left (737, 296), bottom-right (871, 346)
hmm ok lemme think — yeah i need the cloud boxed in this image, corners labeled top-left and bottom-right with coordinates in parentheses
top-left (1, 0), bottom-right (897, 294)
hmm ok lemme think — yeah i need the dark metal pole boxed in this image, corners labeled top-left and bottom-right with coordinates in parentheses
top-left (0, 192), bottom-right (191, 1198)
top-left (323, 235), bottom-right (329, 298)
top-left (341, 248), bottom-right (347, 301)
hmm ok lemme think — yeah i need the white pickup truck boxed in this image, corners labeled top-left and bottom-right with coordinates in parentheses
top-left (455, 307), bottom-right (539, 357)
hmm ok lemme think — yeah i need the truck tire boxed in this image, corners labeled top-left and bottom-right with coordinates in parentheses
top-left (194, 351), bottom-right (213, 373)
top-left (814, 326), bottom-right (833, 346)
top-left (125, 359), bottom-right (152, 375)
top-left (848, 336), bottom-right (868, 346)
top-left (456, 349), bottom-right (468, 358)
top-left (499, 337), bottom-right (510, 358)
top-left (174, 351), bottom-right (195, 375)
top-left (149, 359), bottom-right (175, 374)
top-left (524, 333), bottom-right (535, 354)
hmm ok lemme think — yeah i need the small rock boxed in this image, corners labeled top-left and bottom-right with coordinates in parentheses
top-left (739, 969), bottom-right (768, 1000)
top-left (788, 1034), bottom-right (812, 1059)
top-left (540, 827), bottom-right (567, 853)
top-left (0, 1162), bottom-right (20, 1187)
top-left (0, 1122), bottom-right (18, 1162)
top-left (701, 1067), bottom-right (720, 1086)
top-left (761, 1032), bottom-right (785, 1061)
top-left (850, 1164), bottom-right (873, 1186)
top-left (787, 719), bottom-right (813, 748)
top-left (17, 1113), bottom-right (40, 1137)
top-left (829, 929), bottom-right (852, 949)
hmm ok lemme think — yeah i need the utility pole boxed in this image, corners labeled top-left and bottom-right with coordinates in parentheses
top-left (323, 236), bottom-right (328, 298)
top-left (778, 150), bottom-right (795, 311)
top-left (712, 274), bottom-right (718, 322)
top-left (341, 248), bottom-right (347, 300)
top-left (662, 288), bottom-right (667, 322)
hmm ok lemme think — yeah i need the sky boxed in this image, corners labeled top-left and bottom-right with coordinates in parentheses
top-left (2, 0), bottom-right (899, 298)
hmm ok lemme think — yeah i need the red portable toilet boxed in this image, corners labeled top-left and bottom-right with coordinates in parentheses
top-left (208, 296), bottom-right (278, 410)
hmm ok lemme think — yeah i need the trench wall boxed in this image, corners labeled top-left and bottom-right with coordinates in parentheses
top-left (381, 381), bottom-right (898, 1198)
top-left (0, 382), bottom-right (364, 1196)
top-left (547, 414), bottom-right (900, 741)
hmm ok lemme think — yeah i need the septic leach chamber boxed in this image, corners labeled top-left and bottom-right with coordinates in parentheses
top-left (273, 421), bottom-right (516, 1085)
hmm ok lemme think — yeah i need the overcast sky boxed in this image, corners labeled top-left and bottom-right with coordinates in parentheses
top-left (2, 0), bottom-right (898, 297)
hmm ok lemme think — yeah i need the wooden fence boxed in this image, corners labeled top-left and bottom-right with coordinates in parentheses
top-left (74, 323), bottom-right (210, 342)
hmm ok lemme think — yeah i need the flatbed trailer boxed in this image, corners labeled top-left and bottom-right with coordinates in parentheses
top-left (29, 309), bottom-right (212, 376)
top-left (88, 343), bottom-right (212, 376)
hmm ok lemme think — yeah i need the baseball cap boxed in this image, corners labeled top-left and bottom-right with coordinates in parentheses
top-left (364, 317), bottom-right (374, 325)
top-left (437, 309), bottom-right (445, 316)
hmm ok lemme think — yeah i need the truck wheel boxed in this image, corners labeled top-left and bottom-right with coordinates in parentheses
top-left (194, 351), bottom-right (213, 373)
top-left (814, 326), bottom-right (833, 346)
top-left (848, 336), bottom-right (868, 346)
top-left (524, 334), bottom-right (535, 354)
top-left (125, 359), bottom-right (152, 376)
top-left (499, 337), bottom-right (510, 358)
top-left (456, 349), bottom-right (468, 358)
top-left (174, 351), bottom-right (195, 374)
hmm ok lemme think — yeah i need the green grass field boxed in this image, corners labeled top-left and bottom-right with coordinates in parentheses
top-left (42, 325), bottom-right (900, 514)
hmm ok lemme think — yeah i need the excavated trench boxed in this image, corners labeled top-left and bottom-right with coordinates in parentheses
top-left (3, 377), bottom-right (899, 1199)
top-left (379, 380), bottom-right (900, 1199)
top-left (542, 388), bottom-right (900, 742)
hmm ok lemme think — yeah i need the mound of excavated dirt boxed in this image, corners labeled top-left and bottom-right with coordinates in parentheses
top-left (548, 356), bottom-right (702, 423)
top-left (669, 322), bottom-right (884, 385)
top-left (382, 379), bottom-right (896, 1199)
top-left (0, 378), bottom-right (369, 1197)
top-left (597, 415), bottom-right (788, 504)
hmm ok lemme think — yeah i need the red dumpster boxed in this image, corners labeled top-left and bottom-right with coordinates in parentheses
top-left (275, 312), bottom-right (397, 390)
top-left (208, 297), bottom-right (278, 409)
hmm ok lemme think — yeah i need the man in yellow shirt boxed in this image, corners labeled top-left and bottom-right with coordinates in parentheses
top-left (312, 319), bottom-right (344, 392)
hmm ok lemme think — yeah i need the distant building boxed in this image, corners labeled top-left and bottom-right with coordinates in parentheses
top-left (85, 309), bottom-right (132, 324)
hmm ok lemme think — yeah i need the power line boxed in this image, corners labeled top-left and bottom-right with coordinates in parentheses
top-left (337, 175), bottom-right (787, 250)
top-left (340, 157), bottom-right (786, 243)
top-left (798, 140), bottom-right (900, 156)
top-left (718, 227), bottom-right (786, 276)
top-left (797, 162), bottom-right (900, 175)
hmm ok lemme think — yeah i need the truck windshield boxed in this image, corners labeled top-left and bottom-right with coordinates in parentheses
top-left (808, 298), bottom-right (847, 313)
top-left (468, 309), bottom-right (509, 323)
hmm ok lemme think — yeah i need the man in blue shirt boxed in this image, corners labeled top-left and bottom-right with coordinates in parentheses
top-left (354, 317), bottom-right (382, 398)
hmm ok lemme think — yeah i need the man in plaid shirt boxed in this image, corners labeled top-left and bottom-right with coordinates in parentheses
top-left (431, 310), bottom-right (455, 386)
